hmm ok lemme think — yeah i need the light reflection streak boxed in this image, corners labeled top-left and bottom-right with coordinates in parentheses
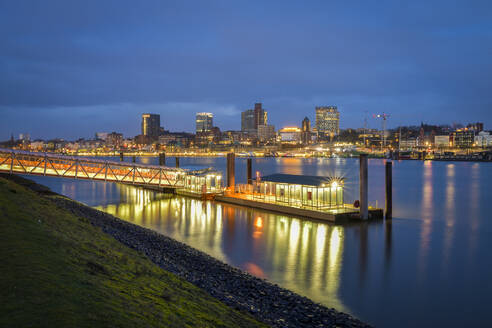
top-left (468, 163), bottom-right (480, 264)
top-left (418, 161), bottom-right (433, 279)
top-left (442, 164), bottom-right (456, 270)
top-left (93, 183), bottom-right (348, 313)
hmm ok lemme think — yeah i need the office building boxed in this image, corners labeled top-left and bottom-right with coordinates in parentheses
top-left (241, 103), bottom-right (268, 134)
top-left (301, 117), bottom-right (311, 145)
top-left (141, 113), bottom-right (160, 139)
top-left (451, 130), bottom-right (475, 148)
top-left (434, 135), bottom-right (451, 148)
top-left (475, 131), bottom-right (492, 147)
top-left (196, 112), bottom-right (213, 133)
top-left (241, 109), bottom-right (256, 133)
top-left (106, 132), bottom-right (123, 147)
top-left (315, 106), bottom-right (340, 137)
top-left (257, 124), bottom-right (276, 142)
top-left (254, 103), bottom-right (267, 127)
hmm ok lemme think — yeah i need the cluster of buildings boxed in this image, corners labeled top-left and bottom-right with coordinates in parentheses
top-left (396, 122), bottom-right (492, 150)
top-left (134, 103), bottom-right (341, 149)
top-left (6, 103), bottom-right (491, 154)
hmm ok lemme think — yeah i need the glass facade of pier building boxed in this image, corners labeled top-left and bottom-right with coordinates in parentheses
top-left (183, 170), bottom-right (222, 193)
top-left (248, 174), bottom-right (344, 209)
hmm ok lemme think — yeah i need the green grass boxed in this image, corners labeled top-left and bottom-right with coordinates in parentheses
top-left (0, 176), bottom-right (267, 328)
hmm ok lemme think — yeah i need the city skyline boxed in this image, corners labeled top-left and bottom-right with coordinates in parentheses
top-left (1, 1), bottom-right (492, 139)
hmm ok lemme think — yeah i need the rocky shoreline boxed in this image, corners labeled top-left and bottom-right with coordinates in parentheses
top-left (32, 183), bottom-right (370, 327)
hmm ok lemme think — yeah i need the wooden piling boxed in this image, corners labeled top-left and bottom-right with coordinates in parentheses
top-left (132, 155), bottom-right (136, 163)
top-left (175, 157), bottom-right (180, 168)
top-left (119, 152), bottom-right (124, 161)
top-left (385, 161), bottom-right (392, 219)
top-left (227, 153), bottom-right (235, 189)
top-left (247, 158), bottom-right (252, 185)
top-left (159, 153), bottom-right (166, 166)
top-left (359, 154), bottom-right (368, 220)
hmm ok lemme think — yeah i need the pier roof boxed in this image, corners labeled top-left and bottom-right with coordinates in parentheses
top-left (258, 174), bottom-right (339, 187)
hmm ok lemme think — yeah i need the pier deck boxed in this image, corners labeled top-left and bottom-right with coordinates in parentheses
top-left (216, 193), bottom-right (382, 224)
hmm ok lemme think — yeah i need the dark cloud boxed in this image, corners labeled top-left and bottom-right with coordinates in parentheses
top-left (1, 0), bottom-right (491, 139)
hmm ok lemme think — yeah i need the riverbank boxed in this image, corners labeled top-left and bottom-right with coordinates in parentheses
top-left (0, 174), bottom-right (265, 328)
top-left (1, 174), bottom-right (371, 327)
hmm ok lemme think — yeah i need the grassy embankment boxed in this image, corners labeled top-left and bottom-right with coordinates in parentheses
top-left (0, 175), bottom-right (266, 328)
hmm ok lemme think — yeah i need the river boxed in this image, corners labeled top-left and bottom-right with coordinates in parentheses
top-left (26, 157), bottom-right (492, 327)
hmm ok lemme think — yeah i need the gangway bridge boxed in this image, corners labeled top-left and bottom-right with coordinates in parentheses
top-left (0, 149), bottom-right (223, 195)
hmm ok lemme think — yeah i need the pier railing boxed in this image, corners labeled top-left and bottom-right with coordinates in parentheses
top-left (0, 149), bottom-right (222, 192)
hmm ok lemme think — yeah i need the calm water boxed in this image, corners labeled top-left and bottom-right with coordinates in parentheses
top-left (27, 157), bottom-right (492, 327)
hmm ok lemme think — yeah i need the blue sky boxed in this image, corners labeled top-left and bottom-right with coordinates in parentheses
top-left (1, 0), bottom-right (491, 139)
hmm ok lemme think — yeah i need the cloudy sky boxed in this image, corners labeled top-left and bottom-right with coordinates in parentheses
top-left (1, 0), bottom-right (491, 140)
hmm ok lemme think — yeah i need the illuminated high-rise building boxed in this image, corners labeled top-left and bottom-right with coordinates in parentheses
top-left (241, 102), bottom-right (268, 134)
top-left (254, 103), bottom-right (267, 127)
top-left (301, 117), bottom-right (311, 144)
top-left (315, 106), bottom-right (339, 137)
top-left (141, 113), bottom-right (160, 139)
top-left (196, 112), bottom-right (213, 133)
top-left (241, 109), bottom-right (255, 133)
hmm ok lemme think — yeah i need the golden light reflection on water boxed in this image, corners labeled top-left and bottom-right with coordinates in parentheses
top-left (94, 183), bottom-right (348, 312)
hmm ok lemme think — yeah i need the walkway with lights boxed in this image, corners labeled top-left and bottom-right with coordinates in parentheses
top-left (0, 149), bottom-right (223, 194)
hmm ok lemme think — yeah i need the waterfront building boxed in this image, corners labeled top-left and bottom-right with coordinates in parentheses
top-left (252, 173), bottom-right (344, 209)
top-left (451, 130), bottom-right (475, 148)
top-left (315, 106), bottom-right (340, 137)
top-left (141, 113), bottom-right (160, 139)
top-left (257, 124), bottom-right (276, 142)
top-left (106, 132), bottom-right (123, 148)
top-left (400, 138), bottom-right (418, 150)
top-left (301, 117), bottom-right (311, 145)
top-left (158, 132), bottom-right (195, 147)
top-left (475, 131), bottom-right (492, 147)
top-left (434, 135), bottom-right (451, 148)
top-left (279, 127), bottom-right (302, 143)
top-left (196, 112), bottom-right (213, 133)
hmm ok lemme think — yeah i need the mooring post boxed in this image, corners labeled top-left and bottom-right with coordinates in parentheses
top-left (359, 154), bottom-right (368, 220)
top-left (227, 153), bottom-right (235, 190)
top-left (247, 158), bottom-right (252, 185)
top-left (132, 155), bottom-right (136, 163)
top-left (385, 161), bottom-right (392, 219)
top-left (175, 157), bottom-right (180, 168)
top-left (119, 152), bottom-right (124, 161)
top-left (159, 153), bottom-right (166, 166)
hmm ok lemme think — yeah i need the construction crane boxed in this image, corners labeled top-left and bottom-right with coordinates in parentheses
top-left (373, 113), bottom-right (390, 150)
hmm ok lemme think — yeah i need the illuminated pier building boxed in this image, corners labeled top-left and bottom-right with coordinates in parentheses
top-left (252, 174), bottom-right (344, 210)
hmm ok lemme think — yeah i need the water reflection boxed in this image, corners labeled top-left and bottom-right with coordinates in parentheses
top-left (442, 164), bottom-right (456, 269)
top-left (94, 183), bottom-right (348, 312)
top-left (468, 163), bottom-right (480, 263)
top-left (25, 157), bottom-right (492, 328)
top-left (418, 161), bottom-right (433, 279)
